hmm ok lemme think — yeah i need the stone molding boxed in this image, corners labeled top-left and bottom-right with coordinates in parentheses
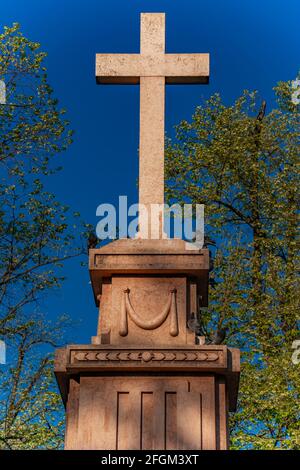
top-left (54, 345), bottom-right (240, 411)
top-left (72, 349), bottom-right (220, 363)
top-left (65, 346), bottom-right (227, 370)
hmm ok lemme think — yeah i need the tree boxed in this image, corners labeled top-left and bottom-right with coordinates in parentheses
top-left (165, 81), bottom-right (300, 449)
top-left (0, 24), bottom-right (85, 448)
top-left (0, 315), bottom-right (71, 449)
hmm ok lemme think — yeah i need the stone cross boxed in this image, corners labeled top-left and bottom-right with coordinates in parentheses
top-left (96, 13), bottom-right (209, 237)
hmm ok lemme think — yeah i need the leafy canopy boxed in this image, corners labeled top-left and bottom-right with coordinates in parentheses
top-left (165, 81), bottom-right (299, 449)
top-left (0, 24), bottom-right (86, 449)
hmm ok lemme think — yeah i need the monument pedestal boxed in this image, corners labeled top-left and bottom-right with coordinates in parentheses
top-left (55, 345), bottom-right (239, 450)
top-left (55, 239), bottom-right (240, 450)
top-left (54, 12), bottom-right (240, 451)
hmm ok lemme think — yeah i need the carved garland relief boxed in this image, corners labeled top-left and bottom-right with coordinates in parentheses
top-left (119, 287), bottom-right (179, 337)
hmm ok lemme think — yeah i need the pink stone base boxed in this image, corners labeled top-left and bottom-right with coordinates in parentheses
top-left (55, 345), bottom-right (239, 450)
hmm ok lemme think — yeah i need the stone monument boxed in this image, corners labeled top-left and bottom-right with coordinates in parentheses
top-left (55, 13), bottom-right (240, 450)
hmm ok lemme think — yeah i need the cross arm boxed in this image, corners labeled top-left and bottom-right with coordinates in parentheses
top-left (96, 54), bottom-right (142, 84)
top-left (165, 54), bottom-right (209, 84)
top-left (96, 53), bottom-right (209, 84)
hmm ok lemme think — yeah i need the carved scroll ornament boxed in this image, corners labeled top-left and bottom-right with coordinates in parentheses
top-left (119, 288), bottom-right (178, 337)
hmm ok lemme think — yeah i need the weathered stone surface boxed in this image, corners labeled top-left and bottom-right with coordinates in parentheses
top-left (96, 54), bottom-right (209, 83)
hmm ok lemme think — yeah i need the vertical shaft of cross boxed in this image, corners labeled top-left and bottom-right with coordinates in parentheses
top-left (95, 12), bottom-right (209, 238)
top-left (139, 14), bottom-right (166, 237)
top-left (139, 74), bottom-right (165, 203)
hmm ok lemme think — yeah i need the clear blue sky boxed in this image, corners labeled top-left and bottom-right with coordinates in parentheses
top-left (1, 0), bottom-right (299, 343)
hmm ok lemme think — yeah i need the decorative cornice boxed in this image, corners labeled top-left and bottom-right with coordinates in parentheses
top-left (73, 350), bottom-right (220, 362)
top-left (69, 348), bottom-right (225, 368)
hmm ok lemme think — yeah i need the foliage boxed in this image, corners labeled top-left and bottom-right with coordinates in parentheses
top-left (0, 316), bottom-right (71, 449)
top-left (0, 24), bottom-right (85, 449)
top-left (165, 81), bottom-right (300, 449)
